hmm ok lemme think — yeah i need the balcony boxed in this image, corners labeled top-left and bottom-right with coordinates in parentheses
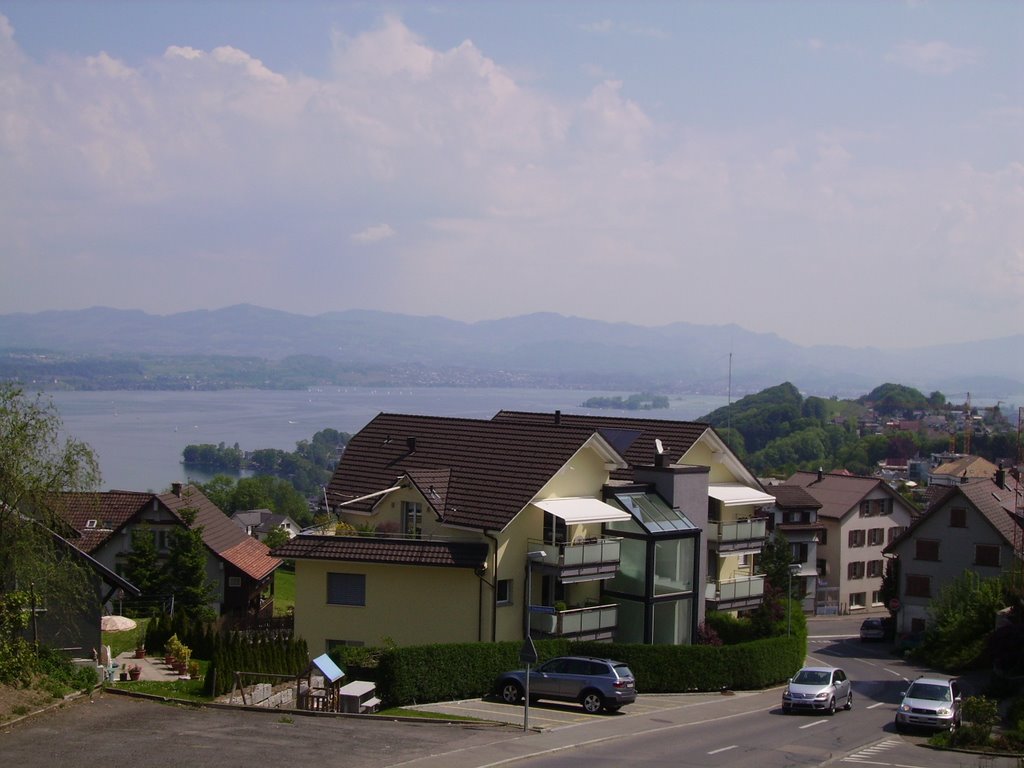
top-left (529, 603), bottom-right (618, 642)
top-left (529, 537), bottom-right (621, 583)
top-left (705, 574), bottom-right (765, 611)
top-left (707, 518), bottom-right (767, 552)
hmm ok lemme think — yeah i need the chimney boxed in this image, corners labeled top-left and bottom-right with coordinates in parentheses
top-left (171, 482), bottom-right (182, 498)
top-left (655, 453), bottom-right (665, 468)
top-left (995, 463), bottom-right (1005, 489)
top-left (407, 436), bottom-right (416, 453)
top-left (554, 410), bottom-right (561, 425)
top-left (816, 467), bottom-right (823, 482)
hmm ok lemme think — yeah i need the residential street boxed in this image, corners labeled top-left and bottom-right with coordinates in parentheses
top-left (1, 616), bottom-right (1018, 768)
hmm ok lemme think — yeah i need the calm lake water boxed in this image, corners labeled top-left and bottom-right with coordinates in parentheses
top-left (49, 388), bottom-right (730, 492)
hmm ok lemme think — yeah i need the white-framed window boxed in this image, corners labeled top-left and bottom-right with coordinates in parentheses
top-left (871, 590), bottom-right (883, 606)
top-left (496, 579), bottom-right (512, 606)
top-left (849, 592), bottom-right (866, 609)
top-left (327, 572), bottom-right (366, 606)
top-left (85, 519), bottom-right (98, 529)
top-left (402, 501), bottom-right (422, 538)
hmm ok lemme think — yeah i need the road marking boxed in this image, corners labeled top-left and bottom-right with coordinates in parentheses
top-left (799, 719), bottom-right (829, 729)
top-left (867, 702), bottom-right (886, 709)
top-left (707, 745), bottom-right (737, 755)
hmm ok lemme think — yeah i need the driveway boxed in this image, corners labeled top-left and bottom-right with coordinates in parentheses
top-left (0, 693), bottom-right (521, 768)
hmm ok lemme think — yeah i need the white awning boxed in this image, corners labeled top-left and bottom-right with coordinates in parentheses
top-left (533, 497), bottom-right (631, 524)
top-left (707, 483), bottom-right (776, 507)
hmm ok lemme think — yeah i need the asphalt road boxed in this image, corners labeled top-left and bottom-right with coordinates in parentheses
top-left (1, 616), bottom-right (1016, 768)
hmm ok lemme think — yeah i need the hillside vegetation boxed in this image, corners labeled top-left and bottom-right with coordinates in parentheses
top-left (700, 382), bottom-right (1016, 478)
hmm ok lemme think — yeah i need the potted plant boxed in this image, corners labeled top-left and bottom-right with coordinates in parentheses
top-left (128, 664), bottom-right (142, 681)
top-left (134, 643), bottom-right (145, 659)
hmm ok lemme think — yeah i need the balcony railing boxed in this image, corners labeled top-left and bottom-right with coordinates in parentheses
top-left (529, 603), bottom-right (618, 641)
top-left (529, 537), bottom-right (621, 582)
top-left (707, 518), bottom-right (767, 549)
top-left (705, 574), bottom-right (765, 607)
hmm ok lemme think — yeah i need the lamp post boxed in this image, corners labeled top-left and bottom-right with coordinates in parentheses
top-left (523, 550), bottom-right (547, 733)
top-left (787, 563), bottom-right (801, 637)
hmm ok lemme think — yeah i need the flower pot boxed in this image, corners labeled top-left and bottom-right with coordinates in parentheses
top-left (129, 669), bottom-right (141, 681)
top-left (119, 671), bottom-right (129, 681)
top-left (135, 647), bottom-right (146, 659)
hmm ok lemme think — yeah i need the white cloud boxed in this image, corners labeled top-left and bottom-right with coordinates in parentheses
top-left (352, 224), bottom-right (396, 243)
top-left (886, 39), bottom-right (978, 75)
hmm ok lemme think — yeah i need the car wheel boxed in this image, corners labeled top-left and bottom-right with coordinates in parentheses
top-left (826, 697), bottom-right (836, 716)
top-left (499, 681), bottom-right (523, 705)
top-left (580, 690), bottom-right (604, 714)
top-left (894, 718), bottom-right (905, 734)
top-left (845, 692), bottom-right (853, 710)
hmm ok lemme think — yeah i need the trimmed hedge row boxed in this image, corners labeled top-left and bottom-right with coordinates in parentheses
top-left (331, 634), bottom-right (805, 707)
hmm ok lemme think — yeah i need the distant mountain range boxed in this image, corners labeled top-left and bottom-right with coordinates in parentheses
top-left (2, 305), bottom-right (1022, 399)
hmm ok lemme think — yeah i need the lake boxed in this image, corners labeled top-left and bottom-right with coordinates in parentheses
top-left (49, 388), bottom-right (730, 492)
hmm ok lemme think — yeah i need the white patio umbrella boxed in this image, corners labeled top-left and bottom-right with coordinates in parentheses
top-left (101, 615), bottom-right (137, 632)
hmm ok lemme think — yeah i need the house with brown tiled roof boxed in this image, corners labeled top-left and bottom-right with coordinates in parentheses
top-left (764, 485), bottom-right (826, 614)
top-left (928, 454), bottom-right (999, 487)
top-left (883, 470), bottom-right (1023, 635)
top-left (275, 410), bottom-right (774, 653)
top-left (787, 470), bottom-right (917, 615)
top-left (53, 483), bottom-right (281, 617)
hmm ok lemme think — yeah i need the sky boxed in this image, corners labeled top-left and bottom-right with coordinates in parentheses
top-left (0, 1), bottom-right (1021, 349)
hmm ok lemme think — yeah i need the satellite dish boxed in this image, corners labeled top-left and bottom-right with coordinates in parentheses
top-left (655, 438), bottom-right (664, 455)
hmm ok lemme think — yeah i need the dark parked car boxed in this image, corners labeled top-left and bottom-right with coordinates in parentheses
top-left (859, 617), bottom-right (885, 642)
top-left (495, 655), bottom-right (636, 714)
top-left (894, 676), bottom-right (962, 733)
top-left (781, 666), bottom-right (852, 715)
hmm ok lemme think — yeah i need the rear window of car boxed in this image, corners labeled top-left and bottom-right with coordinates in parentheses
top-left (613, 664), bottom-right (634, 680)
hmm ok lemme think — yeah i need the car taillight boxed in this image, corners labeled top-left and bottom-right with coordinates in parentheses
top-left (613, 680), bottom-right (629, 688)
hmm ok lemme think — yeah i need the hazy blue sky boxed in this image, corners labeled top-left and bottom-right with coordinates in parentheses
top-left (1, 2), bottom-right (1020, 348)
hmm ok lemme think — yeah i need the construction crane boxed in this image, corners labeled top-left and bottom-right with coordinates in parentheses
top-left (963, 392), bottom-right (972, 455)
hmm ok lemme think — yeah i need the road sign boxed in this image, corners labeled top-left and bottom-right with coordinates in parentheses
top-left (519, 636), bottom-right (538, 665)
top-left (888, 597), bottom-right (901, 612)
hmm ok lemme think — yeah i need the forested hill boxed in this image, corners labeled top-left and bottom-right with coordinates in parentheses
top-left (698, 382), bottom-right (1016, 478)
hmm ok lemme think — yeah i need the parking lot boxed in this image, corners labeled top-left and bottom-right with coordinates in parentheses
top-left (408, 689), bottom-right (760, 730)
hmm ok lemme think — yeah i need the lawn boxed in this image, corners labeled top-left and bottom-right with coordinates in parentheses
top-left (274, 568), bottom-right (295, 616)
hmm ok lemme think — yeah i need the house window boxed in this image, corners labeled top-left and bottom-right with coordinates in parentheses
top-left (156, 530), bottom-right (170, 551)
top-left (496, 579), bottom-right (513, 605)
top-left (327, 572), bottom-right (366, 606)
top-left (906, 574), bottom-right (930, 597)
top-left (790, 542), bottom-right (808, 563)
top-left (816, 558), bottom-right (827, 577)
top-left (867, 560), bottom-right (883, 578)
top-left (975, 545), bottom-right (1000, 568)
top-left (914, 539), bottom-right (940, 561)
top-left (849, 592), bottom-right (866, 609)
top-left (868, 528), bottom-right (884, 546)
top-left (85, 519), bottom-right (98, 529)
top-left (402, 502), bottom-right (422, 538)
top-left (887, 526), bottom-right (906, 544)
top-left (859, 501), bottom-right (871, 517)
top-left (848, 530), bottom-right (866, 548)
top-left (871, 590), bottom-right (883, 606)
top-left (950, 507), bottom-right (967, 528)
top-left (847, 561), bottom-right (865, 579)
top-left (818, 529), bottom-right (827, 546)
top-left (227, 576), bottom-right (242, 588)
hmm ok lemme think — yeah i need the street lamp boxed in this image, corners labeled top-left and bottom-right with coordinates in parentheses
top-left (787, 563), bottom-right (801, 637)
top-left (523, 550), bottom-right (547, 733)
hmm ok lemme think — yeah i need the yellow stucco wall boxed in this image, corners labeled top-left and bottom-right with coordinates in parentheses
top-left (293, 559), bottom-right (483, 653)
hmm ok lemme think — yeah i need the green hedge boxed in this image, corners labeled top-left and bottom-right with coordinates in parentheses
top-left (336, 634), bottom-right (804, 708)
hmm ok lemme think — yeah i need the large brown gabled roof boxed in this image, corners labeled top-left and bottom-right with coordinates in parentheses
top-left (325, 412), bottom-right (615, 531)
top-left (786, 470), bottom-right (909, 520)
top-left (491, 411), bottom-right (709, 480)
top-left (769, 485), bottom-right (823, 510)
top-left (158, 485), bottom-right (281, 581)
top-left (50, 490), bottom-right (152, 553)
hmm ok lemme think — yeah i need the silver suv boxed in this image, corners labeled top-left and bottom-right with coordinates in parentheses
top-left (895, 676), bottom-right (962, 733)
top-left (496, 656), bottom-right (636, 714)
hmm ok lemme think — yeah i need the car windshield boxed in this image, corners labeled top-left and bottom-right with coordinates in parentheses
top-left (907, 683), bottom-right (952, 702)
top-left (862, 620), bottom-right (881, 628)
top-left (793, 670), bottom-right (831, 685)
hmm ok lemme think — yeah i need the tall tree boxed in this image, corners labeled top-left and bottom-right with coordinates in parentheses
top-left (123, 525), bottom-right (164, 599)
top-left (164, 497), bottom-right (216, 622)
top-left (0, 385), bottom-right (101, 681)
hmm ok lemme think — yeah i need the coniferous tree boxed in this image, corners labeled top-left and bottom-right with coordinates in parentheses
top-left (165, 502), bottom-right (216, 622)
